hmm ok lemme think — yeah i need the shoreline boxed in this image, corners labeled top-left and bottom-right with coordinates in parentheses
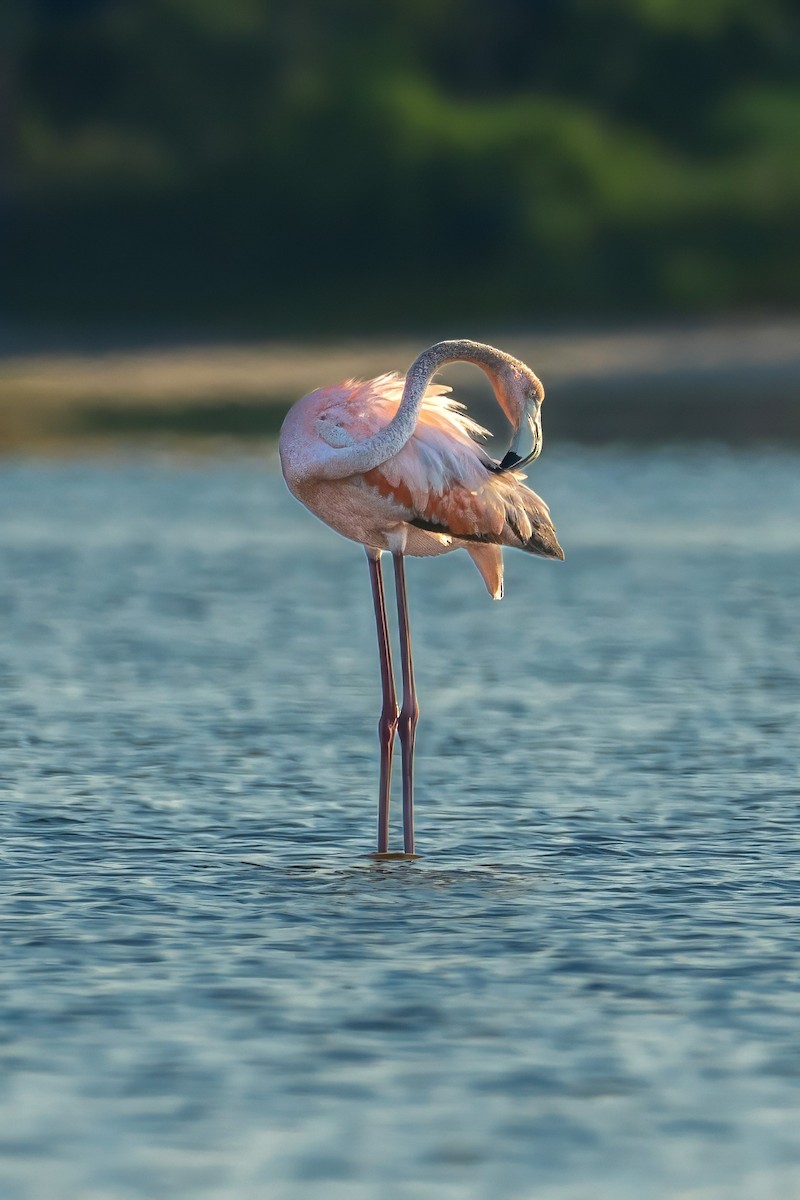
top-left (2, 316), bottom-right (799, 451)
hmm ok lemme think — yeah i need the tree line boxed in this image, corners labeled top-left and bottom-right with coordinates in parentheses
top-left (4, 0), bottom-right (799, 329)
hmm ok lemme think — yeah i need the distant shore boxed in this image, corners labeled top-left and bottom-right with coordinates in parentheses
top-left (2, 316), bottom-right (799, 452)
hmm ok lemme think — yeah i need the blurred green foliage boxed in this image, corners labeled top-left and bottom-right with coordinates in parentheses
top-left (3, 0), bottom-right (800, 329)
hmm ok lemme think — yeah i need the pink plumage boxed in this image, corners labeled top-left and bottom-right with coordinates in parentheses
top-left (280, 370), bottom-right (562, 600)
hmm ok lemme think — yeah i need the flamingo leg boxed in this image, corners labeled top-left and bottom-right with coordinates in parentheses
top-left (392, 553), bottom-right (419, 854)
top-left (367, 550), bottom-right (398, 854)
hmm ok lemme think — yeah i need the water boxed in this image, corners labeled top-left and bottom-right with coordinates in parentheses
top-left (2, 446), bottom-right (799, 1200)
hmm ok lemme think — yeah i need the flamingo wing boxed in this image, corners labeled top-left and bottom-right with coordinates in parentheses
top-left (361, 394), bottom-right (563, 560)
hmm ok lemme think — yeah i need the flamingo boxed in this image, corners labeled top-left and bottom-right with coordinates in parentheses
top-left (279, 340), bottom-right (563, 857)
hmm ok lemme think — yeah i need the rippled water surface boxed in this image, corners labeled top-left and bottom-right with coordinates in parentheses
top-left (2, 448), bottom-right (800, 1200)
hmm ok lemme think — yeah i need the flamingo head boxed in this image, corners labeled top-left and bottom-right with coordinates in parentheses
top-left (494, 365), bottom-right (544, 472)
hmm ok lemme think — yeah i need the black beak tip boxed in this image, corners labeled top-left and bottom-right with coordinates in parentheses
top-left (498, 450), bottom-right (523, 471)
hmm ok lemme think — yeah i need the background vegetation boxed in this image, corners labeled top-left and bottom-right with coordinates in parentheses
top-left (3, 0), bottom-right (800, 332)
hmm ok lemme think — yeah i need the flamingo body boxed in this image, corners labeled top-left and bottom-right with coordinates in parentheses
top-left (279, 372), bottom-right (562, 598)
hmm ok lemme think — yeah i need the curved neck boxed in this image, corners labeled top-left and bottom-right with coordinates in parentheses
top-left (330, 340), bottom-right (539, 477)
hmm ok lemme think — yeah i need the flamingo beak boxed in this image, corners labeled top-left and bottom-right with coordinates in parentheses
top-left (498, 397), bottom-right (542, 472)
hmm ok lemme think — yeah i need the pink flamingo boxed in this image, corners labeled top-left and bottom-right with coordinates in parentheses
top-left (279, 340), bottom-right (563, 857)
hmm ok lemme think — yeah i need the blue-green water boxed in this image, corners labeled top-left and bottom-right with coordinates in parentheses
top-left (2, 448), bottom-right (799, 1200)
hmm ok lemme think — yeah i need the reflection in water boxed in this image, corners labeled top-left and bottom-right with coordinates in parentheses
top-left (2, 447), bottom-right (800, 1200)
